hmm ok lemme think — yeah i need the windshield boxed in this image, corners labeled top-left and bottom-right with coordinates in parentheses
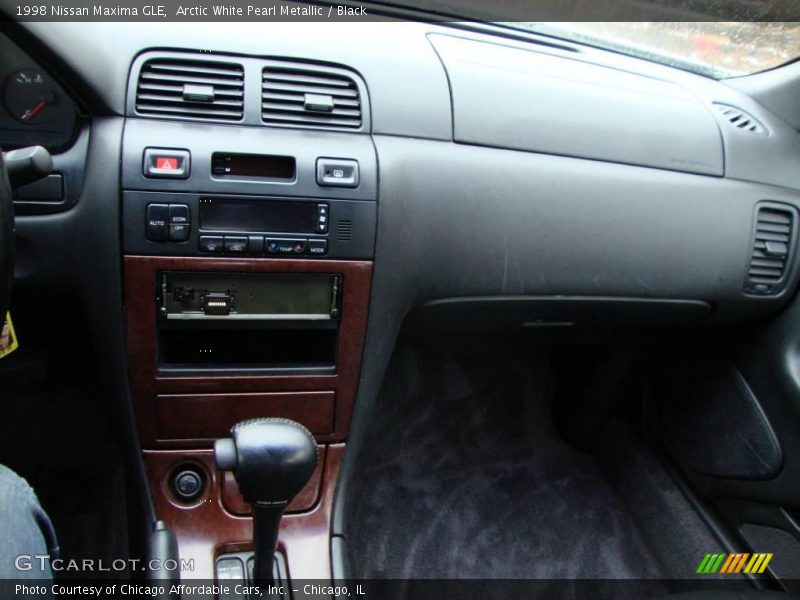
top-left (514, 22), bottom-right (800, 78)
top-left (373, 0), bottom-right (800, 78)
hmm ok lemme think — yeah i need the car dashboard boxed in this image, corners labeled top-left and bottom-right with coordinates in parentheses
top-left (4, 18), bottom-right (800, 585)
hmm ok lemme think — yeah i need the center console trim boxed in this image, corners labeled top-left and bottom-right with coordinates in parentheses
top-left (143, 444), bottom-right (344, 580)
top-left (123, 255), bottom-right (372, 448)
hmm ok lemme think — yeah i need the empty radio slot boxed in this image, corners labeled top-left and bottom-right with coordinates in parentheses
top-left (158, 325), bottom-right (337, 372)
top-left (156, 270), bottom-right (341, 374)
top-left (159, 271), bottom-right (339, 320)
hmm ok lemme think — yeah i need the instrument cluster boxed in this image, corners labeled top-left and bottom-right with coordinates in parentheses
top-left (0, 33), bottom-right (80, 150)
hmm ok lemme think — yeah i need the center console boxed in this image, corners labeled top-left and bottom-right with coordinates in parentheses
top-left (121, 111), bottom-right (376, 583)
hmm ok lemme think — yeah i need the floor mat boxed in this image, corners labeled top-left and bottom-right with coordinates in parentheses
top-left (345, 341), bottom-right (727, 594)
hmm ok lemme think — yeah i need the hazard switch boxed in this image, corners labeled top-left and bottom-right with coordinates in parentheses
top-left (143, 148), bottom-right (190, 179)
top-left (156, 157), bottom-right (177, 170)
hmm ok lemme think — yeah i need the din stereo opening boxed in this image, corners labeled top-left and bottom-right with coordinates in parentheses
top-left (156, 271), bottom-right (341, 374)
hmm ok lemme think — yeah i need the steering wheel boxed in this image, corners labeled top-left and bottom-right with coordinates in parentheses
top-left (0, 150), bottom-right (13, 319)
top-left (0, 145), bottom-right (52, 319)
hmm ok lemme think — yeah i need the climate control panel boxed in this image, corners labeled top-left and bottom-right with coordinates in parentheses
top-left (124, 191), bottom-right (375, 260)
top-left (122, 119), bottom-right (377, 260)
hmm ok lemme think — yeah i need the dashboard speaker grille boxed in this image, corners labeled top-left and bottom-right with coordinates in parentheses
top-left (136, 58), bottom-right (244, 121)
top-left (745, 204), bottom-right (795, 294)
top-left (262, 63), bottom-right (362, 129)
top-left (336, 219), bottom-right (353, 242)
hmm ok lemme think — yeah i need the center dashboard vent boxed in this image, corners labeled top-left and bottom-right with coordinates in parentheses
top-left (714, 103), bottom-right (766, 134)
top-left (745, 204), bottom-right (796, 295)
top-left (261, 62), bottom-right (362, 130)
top-left (135, 58), bottom-right (244, 121)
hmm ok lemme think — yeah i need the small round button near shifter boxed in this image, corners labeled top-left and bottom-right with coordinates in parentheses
top-left (170, 466), bottom-right (205, 503)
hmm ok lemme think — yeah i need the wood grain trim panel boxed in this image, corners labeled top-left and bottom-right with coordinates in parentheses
top-left (123, 256), bottom-right (372, 448)
top-left (143, 444), bottom-right (343, 580)
top-left (155, 391), bottom-right (335, 441)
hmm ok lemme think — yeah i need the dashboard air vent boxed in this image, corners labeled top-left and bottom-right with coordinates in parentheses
top-left (136, 58), bottom-right (244, 121)
top-left (714, 104), bottom-right (766, 134)
top-left (262, 63), bottom-right (362, 129)
top-left (745, 204), bottom-right (794, 295)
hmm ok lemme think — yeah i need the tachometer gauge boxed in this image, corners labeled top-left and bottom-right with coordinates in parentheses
top-left (3, 69), bottom-right (59, 125)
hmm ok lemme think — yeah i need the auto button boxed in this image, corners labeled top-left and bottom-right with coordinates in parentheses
top-left (145, 204), bottom-right (169, 242)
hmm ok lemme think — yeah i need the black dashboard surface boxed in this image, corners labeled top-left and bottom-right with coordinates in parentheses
top-left (7, 20), bottom-right (800, 322)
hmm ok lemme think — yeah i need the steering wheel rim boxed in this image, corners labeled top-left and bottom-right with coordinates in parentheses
top-left (0, 150), bottom-right (13, 319)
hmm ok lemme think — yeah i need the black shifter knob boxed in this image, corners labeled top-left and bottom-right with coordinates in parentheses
top-left (214, 418), bottom-right (317, 584)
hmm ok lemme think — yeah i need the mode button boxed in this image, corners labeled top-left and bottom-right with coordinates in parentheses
top-left (308, 239), bottom-right (328, 255)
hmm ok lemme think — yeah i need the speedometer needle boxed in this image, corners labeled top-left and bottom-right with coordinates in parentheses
top-left (21, 100), bottom-right (46, 121)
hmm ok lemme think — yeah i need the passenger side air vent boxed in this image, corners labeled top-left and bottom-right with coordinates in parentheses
top-left (136, 58), bottom-right (244, 121)
top-left (745, 204), bottom-right (795, 295)
top-left (262, 63), bottom-right (362, 129)
top-left (714, 104), bottom-right (766, 134)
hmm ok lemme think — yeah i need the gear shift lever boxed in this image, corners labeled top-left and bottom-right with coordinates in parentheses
top-left (214, 418), bottom-right (317, 584)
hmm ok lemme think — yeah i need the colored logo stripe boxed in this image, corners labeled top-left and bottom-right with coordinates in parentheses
top-left (697, 553), bottom-right (773, 575)
top-left (697, 554), bottom-right (725, 574)
top-left (745, 553), bottom-right (773, 574)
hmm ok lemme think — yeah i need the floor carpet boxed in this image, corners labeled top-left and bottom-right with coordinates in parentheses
top-left (345, 341), bottom-right (730, 598)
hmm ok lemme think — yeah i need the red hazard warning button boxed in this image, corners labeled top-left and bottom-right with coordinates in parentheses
top-left (156, 157), bottom-right (178, 170)
top-left (143, 148), bottom-right (190, 179)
